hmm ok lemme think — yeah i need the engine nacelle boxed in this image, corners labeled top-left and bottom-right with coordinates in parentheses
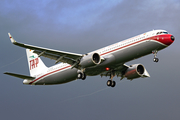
top-left (124, 64), bottom-right (150, 80)
top-left (79, 53), bottom-right (101, 68)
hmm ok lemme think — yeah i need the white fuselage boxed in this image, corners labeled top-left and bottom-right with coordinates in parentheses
top-left (24, 30), bottom-right (174, 85)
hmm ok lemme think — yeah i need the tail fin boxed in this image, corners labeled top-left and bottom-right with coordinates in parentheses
top-left (26, 49), bottom-right (48, 76)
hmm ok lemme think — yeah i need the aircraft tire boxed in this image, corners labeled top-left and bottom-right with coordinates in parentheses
top-left (153, 58), bottom-right (159, 62)
top-left (77, 73), bottom-right (83, 79)
top-left (82, 73), bottom-right (86, 80)
top-left (107, 80), bottom-right (112, 87)
top-left (111, 81), bottom-right (116, 87)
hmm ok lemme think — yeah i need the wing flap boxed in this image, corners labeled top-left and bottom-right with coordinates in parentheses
top-left (4, 72), bottom-right (35, 80)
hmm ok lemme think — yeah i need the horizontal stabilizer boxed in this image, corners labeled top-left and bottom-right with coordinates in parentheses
top-left (4, 72), bottom-right (35, 80)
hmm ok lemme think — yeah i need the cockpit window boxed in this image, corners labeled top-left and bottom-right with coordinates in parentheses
top-left (157, 31), bottom-right (168, 35)
top-left (163, 32), bottom-right (168, 34)
top-left (157, 32), bottom-right (160, 35)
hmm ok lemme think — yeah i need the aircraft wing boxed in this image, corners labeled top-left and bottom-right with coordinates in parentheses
top-left (100, 64), bottom-right (129, 79)
top-left (8, 33), bottom-right (83, 66)
top-left (100, 64), bottom-right (150, 80)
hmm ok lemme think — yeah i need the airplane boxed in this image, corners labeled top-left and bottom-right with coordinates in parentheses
top-left (4, 30), bottom-right (175, 87)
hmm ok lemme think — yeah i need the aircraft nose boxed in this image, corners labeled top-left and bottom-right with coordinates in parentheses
top-left (171, 35), bottom-right (175, 41)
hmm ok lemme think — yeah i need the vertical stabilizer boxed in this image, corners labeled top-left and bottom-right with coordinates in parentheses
top-left (26, 49), bottom-right (47, 76)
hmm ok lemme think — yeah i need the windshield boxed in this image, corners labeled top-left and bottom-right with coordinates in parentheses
top-left (163, 32), bottom-right (168, 34)
top-left (157, 31), bottom-right (168, 35)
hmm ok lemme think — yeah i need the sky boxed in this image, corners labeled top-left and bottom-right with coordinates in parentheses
top-left (0, 0), bottom-right (180, 120)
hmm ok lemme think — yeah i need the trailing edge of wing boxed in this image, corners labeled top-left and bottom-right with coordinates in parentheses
top-left (8, 33), bottom-right (83, 64)
top-left (4, 72), bottom-right (35, 80)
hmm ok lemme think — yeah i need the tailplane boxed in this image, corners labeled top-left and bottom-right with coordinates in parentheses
top-left (4, 72), bottom-right (35, 80)
top-left (26, 49), bottom-right (48, 76)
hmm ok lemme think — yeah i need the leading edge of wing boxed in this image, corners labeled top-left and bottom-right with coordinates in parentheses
top-left (8, 33), bottom-right (83, 60)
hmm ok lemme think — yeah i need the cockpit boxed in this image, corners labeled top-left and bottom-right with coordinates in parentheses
top-left (155, 30), bottom-right (175, 41)
top-left (156, 31), bottom-right (168, 35)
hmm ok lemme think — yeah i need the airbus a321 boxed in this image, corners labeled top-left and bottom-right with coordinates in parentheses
top-left (4, 30), bottom-right (175, 87)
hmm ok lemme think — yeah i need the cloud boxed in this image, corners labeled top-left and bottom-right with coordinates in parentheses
top-left (1, 0), bottom-right (180, 120)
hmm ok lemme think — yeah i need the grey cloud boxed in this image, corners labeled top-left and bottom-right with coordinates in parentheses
top-left (0, 0), bottom-right (180, 120)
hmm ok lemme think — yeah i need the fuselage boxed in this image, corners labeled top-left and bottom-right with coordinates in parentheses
top-left (23, 30), bottom-right (174, 85)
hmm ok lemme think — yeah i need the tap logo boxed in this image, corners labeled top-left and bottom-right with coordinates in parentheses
top-left (29, 55), bottom-right (39, 70)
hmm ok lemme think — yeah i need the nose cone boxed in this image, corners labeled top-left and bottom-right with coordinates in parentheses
top-left (171, 35), bottom-right (175, 41)
top-left (157, 34), bottom-right (174, 46)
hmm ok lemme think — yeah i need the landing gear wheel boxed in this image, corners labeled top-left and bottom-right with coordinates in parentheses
top-left (106, 80), bottom-right (116, 87)
top-left (153, 58), bottom-right (159, 62)
top-left (111, 81), bottom-right (116, 87)
top-left (77, 72), bottom-right (86, 80)
top-left (82, 73), bottom-right (86, 80)
top-left (77, 73), bottom-right (83, 79)
top-left (107, 80), bottom-right (112, 87)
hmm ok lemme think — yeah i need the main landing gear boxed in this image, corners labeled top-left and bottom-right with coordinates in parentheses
top-left (77, 72), bottom-right (86, 80)
top-left (107, 80), bottom-right (116, 87)
top-left (152, 50), bottom-right (159, 63)
top-left (77, 70), bottom-right (117, 88)
top-left (106, 72), bottom-right (116, 88)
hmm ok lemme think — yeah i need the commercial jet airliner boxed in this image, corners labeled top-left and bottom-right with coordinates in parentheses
top-left (4, 30), bottom-right (174, 87)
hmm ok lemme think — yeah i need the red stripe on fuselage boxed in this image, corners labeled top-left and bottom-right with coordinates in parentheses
top-left (29, 65), bottom-right (71, 84)
top-left (100, 34), bottom-right (173, 56)
top-left (100, 39), bottom-right (145, 56)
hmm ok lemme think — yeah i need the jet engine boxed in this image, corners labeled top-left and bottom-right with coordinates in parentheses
top-left (124, 64), bottom-right (150, 80)
top-left (79, 53), bottom-right (101, 68)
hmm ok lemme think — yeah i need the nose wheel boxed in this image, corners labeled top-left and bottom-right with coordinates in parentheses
top-left (152, 50), bottom-right (159, 63)
top-left (153, 58), bottom-right (159, 62)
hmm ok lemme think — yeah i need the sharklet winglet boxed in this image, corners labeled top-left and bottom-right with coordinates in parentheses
top-left (8, 33), bottom-right (16, 43)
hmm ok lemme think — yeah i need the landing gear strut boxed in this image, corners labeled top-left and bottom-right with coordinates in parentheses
top-left (152, 50), bottom-right (159, 63)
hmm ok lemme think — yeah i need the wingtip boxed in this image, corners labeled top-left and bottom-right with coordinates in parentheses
top-left (8, 33), bottom-right (16, 43)
top-left (4, 72), bottom-right (8, 74)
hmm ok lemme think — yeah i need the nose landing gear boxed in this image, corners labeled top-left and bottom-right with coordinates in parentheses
top-left (153, 58), bottom-right (159, 62)
top-left (152, 50), bottom-right (159, 63)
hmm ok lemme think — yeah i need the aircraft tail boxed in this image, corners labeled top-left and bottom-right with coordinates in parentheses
top-left (26, 49), bottom-right (48, 77)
